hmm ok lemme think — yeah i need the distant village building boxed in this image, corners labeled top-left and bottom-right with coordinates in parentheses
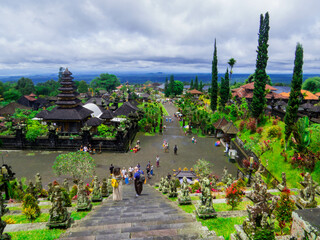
top-left (187, 89), bottom-right (203, 98)
top-left (17, 93), bottom-right (48, 110)
top-left (0, 102), bottom-right (31, 117)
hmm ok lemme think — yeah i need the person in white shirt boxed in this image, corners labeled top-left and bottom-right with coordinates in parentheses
top-left (121, 167), bottom-right (127, 180)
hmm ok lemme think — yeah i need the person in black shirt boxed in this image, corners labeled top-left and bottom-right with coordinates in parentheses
top-left (109, 164), bottom-right (114, 175)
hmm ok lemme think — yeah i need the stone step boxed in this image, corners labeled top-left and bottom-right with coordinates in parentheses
top-left (61, 184), bottom-right (221, 239)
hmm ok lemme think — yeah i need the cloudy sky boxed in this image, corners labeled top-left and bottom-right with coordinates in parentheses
top-left (0, 0), bottom-right (319, 75)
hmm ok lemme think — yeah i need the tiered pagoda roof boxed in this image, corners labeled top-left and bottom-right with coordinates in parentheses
top-left (43, 68), bottom-right (92, 121)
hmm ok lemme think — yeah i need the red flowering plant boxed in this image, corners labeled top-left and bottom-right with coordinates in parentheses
top-left (247, 118), bottom-right (257, 133)
top-left (225, 180), bottom-right (245, 210)
top-left (242, 158), bottom-right (258, 170)
top-left (274, 187), bottom-right (295, 235)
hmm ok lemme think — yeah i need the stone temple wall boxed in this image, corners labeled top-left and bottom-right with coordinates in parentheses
top-left (291, 209), bottom-right (320, 240)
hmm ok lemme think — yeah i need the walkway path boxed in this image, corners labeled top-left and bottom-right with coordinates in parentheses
top-left (61, 184), bottom-right (222, 240)
top-left (3, 102), bottom-right (237, 187)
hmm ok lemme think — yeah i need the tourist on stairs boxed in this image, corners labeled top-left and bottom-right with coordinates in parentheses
top-left (112, 167), bottom-right (123, 201)
top-left (134, 167), bottom-right (144, 197)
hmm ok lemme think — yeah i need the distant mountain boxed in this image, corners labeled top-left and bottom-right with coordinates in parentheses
top-left (0, 72), bottom-right (318, 85)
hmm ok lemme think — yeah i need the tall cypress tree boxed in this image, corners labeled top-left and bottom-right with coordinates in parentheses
top-left (284, 43), bottom-right (304, 142)
top-left (194, 76), bottom-right (199, 90)
top-left (199, 80), bottom-right (203, 91)
top-left (164, 77), bottom-right (169, 97)
top-left (210, 39), bottom-right (218, 112)
top-left (220, 69), bottom-right (230, 108)
top-left (190, 79), bottom-right (194, 89)
top-left (169, 75), bottom-right (175, 96)
top-left (251, 12), bottom-right (270, 119)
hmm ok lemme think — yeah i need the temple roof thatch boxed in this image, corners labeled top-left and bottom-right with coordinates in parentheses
top-left (300, 102), bottom-right (314, 109)
top-left (44, 105), bottom-right (93, 121)
top-left (0, 102), bottom-right (31, 116)
top-left (114, 102), bottom-right (139, 117)
top-left (36, 110), bottom-right (49, 118)
top-left (100, 110), bottom-right (114, 119)
top-left (275, 100), bottom-right (288, 106)
top-left (308, 106), bottom-right (320, 113)
top-left (213, 117), bottom-right (228, 130)
top-left (85, 117), bottom-right (103, 127)
top-left (221, 122), bottom-right (238, 135)
top-left (174, 171), bottom-right (197, 179)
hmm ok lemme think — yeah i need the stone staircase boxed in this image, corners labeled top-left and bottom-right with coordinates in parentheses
top-left (61, 184), bottom-right (222, 239)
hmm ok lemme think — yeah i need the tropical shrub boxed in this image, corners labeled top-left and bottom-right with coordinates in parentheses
top-left (97, 124), bottom-right (115, 138)
top-left (256, 127), bottom-right (263, 134)
top-left (274, 188), bottom-right (295, 235)
top-left (193, 159), bottom-right (212, 179)
top-left (225, 181), bottom-right (245, 210)
top-left (69, 185), bottom-right (78, 199)
top-left (247, 118), bottom-right (257, 133)
top-left (25, 120), bottom-right (48, 142)
top-left (52, 151), bottom-right (96, 182)
top-left (239, 120), bottom-right (246, 132)
top-left (22, 194), bottom-right (40, 220)
top-left (267, 125), bottom-right (282, 138)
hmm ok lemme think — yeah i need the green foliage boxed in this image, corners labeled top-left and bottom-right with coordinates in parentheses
top-left (35, 79), bottom-right (59, 96)
top-left (211, 39), bottom-right (218, 112)
top-left (3, 89), bottom-right (21, 101)
top-left (251, 12), bottom-right (270, 119)
top-left (194, 76), bottom-right (199, 90)
top-left (90, 73), bottom-right (120, 91)
top-left (191, 181), bottom-right (201, 193)
top-left (228, 58), bottom-right (236, 81)
top-left (220, 69), bottom-right (230, 108)
top-left (193, 159), bottom-right (213, 179)
top-left (8, 228), bottom-right (65, 240)
top-left (69, 185), bottom-right (78, 199)
top-left (165, 75), bottom-right (183, 97)
top-left (225, 181), bottom-right (245, 210)
top-left (164, 77), bottom-right (169, 97)
top-left (309, 124), bottom-right (320, 154)
top-left (22, 194), bottom-right (41, 220)
top-left (97, 124), bottom-right (115, 138)
top-left (16, 77), bottom-right (35, 95)
top-left (61, 188), bottom-right (71, 207)
top-left (138, 102), bottom-right (163, 133)
top-left (267, 125), bottom-right (282, 138)
top-left (274, 188), bottom-right (295, 235)
top-left (302, 76), bottom-right (320, 93)
top-left (78, 80), bottom-right (89, 93)
top-left (292, 116), bottom-right (310, 152)
top-left (25, 120), bottom-right (48, 142)
top-left (284, 43), bottom-right (304, 142)
top-left (244, 73), bottom-right (272, 85)
top-left (253, 228), bottom-right (275, 240)
top-left (52, 151), bottom-right (96, 181)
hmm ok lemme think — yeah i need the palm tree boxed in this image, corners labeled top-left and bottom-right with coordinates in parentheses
top-left (228, 58), bottom-right (236, 82)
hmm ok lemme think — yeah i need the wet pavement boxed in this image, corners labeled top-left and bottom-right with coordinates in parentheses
top-left (1, 102), bottom-right (237, 187)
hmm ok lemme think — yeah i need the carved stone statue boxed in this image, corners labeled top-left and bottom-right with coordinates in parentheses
top-left (0, 216), bottom-right (10, 239)
top-left (0, 193), bottom-right (8, 216)
top-left (91, 176), bottom-right (102, 202)
top-left (221, 167), bottom-right (228, 184)
top-left (168, 179), bottom-right (177, 198)
top-left (63, 179), bottom-right (69, 194)
top-left (76, 180), bottom-right (92, 211)
top-left (162, 176), bottom-right (170, 194)
top-left (297, 175), bottom-right (317, 209)
top-left (47, 187), bottom-right (72, 229)
top-left (100, 178), bottom-right (109, 197)
top-left (35, 173), bottom-right (42, 193)
top-left (226, 174), bottom-right (234, 187)
top-left (196, 177), bottom-right (216, 219)
top-left (178, 177), bottom-right (191, 205)
top-left (158, 178), bottom-right (164, 192)
top-left (26, 181), bottom-right (37, 199)
top-left (277, 172), bottom-right (287, 192)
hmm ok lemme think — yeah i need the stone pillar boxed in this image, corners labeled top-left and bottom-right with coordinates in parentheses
top-left (48, 129), bottom-right (57, 148)
top-left (15, 127), bottom-right (24, 148)
top-left (82, 130), bottom-right (91, 146)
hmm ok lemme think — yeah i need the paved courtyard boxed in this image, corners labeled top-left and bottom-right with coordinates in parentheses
top-left (2, 102), bottom-right (237, 187)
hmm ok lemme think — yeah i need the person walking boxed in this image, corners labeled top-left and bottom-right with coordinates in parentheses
top-left (146, 161), bottom-right (151, 179)
top-left (134, 167), bottom-right (144, 197)
top-left (109, 164), bottom-right (114, 176)
top-left (156, 155), bottom-right (160, 167)
top-left (150, 164), bottom-right (154, 176)
top-left (128, 166), bottom-right (134, 180)
top-left (112, 167), bottom-right (123, 201)
top-left (121, 167), bottom-right (127, 180)
top-left (174, 145), bottom-right (178, 155)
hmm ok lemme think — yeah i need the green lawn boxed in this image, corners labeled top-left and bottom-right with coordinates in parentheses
top-left (8, 205), bottom-right (52, 211)
top-left (4, 210), bottom-right (89, 224)
top-left (168, 197), bottom-right (177, 201)
top-left (159, 103), bottom-right (169, 116)
top-left (198, 216), bottom-right (246, 240)
top-left (213, 201), bottom-right (252, 212)
top-left (191, 196), bottom-right (199, 201)
top-left (178, 204), bottom-right (196, 213)
top-left (8, 229), bottom-right (65, 240)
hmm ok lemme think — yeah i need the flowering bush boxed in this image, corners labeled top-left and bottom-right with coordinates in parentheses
top-left (191, 181), bottom-right (201, 193)
top-left (274, 188), bottom-right (295, 235)
top-left (225, 181), bottom-right (245, 210)
top-left (22, 194), bottom-right (41, 221)
top-left (242, 159), bottom-right (258, 170)
top-left (239, 120), bottom-right (246, 132)
top-left (256, 127), bottom-right (263, 134)
top-left (290, 151), bottom-right (319, 171)
top-left (247, 118), bottom-right (257, 133)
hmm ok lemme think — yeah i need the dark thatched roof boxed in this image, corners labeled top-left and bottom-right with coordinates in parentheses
top-left (300, 102), bottom-right (314, 109)
top-left (308, 106), bottom-right (320, 113)
top-left (0, 102), bottom-right (31, 116)
top-left (85, 117), bottom-right (103, 127)
top-left (36, 110), bottom-right (49, 118)
top-left (275, 100), bottom-right (288, 106)
top-left (221, 122), bottom-right (238, 135)
top-left (213, 117), bottom-right (228, 130)
top-left (114, 102), bottom-right (139, 117)
top-left (100, 110), bottom-right (114, 119)
top-left (44, 105), bottom-right (93, 121)
top-left (174, 171), bottom-right (197, 179)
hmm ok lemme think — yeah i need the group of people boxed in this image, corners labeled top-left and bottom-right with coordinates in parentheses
top-left (79, 144), bottom-right (96, 154)
top-left (109, 161), bottom-right (155, 199)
